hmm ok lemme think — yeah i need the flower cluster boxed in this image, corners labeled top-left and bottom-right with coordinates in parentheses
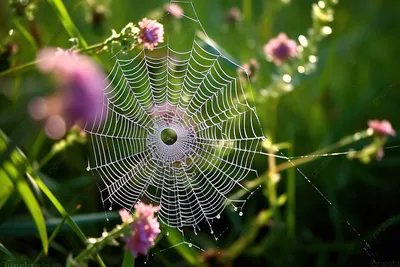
top-left (119, 203), bottom-right (161, 257)
top-left (348, 120), bottom-right (396, 163)
top-left (264, 33), bottom-right (297, 66)
top-left (138, 18), bottom-right (165, 50)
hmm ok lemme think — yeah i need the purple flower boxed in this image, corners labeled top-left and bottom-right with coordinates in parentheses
top-left (368, 120), bottom-right (396, 137)
top-left (30, 48), bottom-right (106, 139)
top-left (138, 18), bottom-right (164, 50)
top-left (164, 3), bottom-right (183, 19)
top-left (225, 7), bottom-right (242, 24)
top-left (264, 33), bottom-right (297, 65)
top-left (121, 203), bottom-right (161, 257)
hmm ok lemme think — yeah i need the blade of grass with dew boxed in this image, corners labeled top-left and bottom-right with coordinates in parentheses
top-left (0, 131), bottom-right (48, 254)
top-left (46, 0), bottom-right (88, 48)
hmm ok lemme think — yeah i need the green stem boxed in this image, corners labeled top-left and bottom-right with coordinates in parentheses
top-left (286, 142), bottom-right (295, 238)
top-left (273, 129), bottom-right (373, 174)
top-left (242, 0), bottom-right (252, 21)
top-left (221, 210), bottom-right (272, 262)
top-left (33, 215), bottom-right (68, 264)
top-left (0, 41), bottom-right (106, 78)
top-left (12, 18), bottom-right (38, 52)
top-left (74, 224), bottom-right (130, 263)
top-left (230, 129), bottom-right (374, 199)
top-left (31, 174), bottom-right (107, 267)
top-left (0, 60), bottom-right (37, 77)
top-left (266, 98), bottom-right (280, 219)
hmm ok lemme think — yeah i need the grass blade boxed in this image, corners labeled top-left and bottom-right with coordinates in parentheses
top-left (46, 0), bottom-right (88, 48)
top-left (122, 250), bottom-right (135, 267)
top-left (0, 131), bottom-right (48, 254)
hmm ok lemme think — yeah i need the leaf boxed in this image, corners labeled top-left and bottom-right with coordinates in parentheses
top-left (0, 131), bottom-right (48, 254)
top-left (122, 249), bottom-right (135, 267)
top-left (0, 170), bottom-right (14, 209)
top-left (0, 242), bottom-right (14, 259)
top-left (28, 173), bottom-right (107, 267)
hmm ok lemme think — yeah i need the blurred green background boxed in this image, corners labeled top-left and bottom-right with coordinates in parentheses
top-left (0, 0), bottom-right (399, 266)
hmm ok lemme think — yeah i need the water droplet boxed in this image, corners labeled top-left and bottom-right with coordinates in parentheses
top-left (144, 262), bottom-right (147, 265)
top-left (86, 167), bottom-right (90, 171)
top-left (234, 207), bottom-right (237, 211)
top-left (188, 243), bottom-right (192, 247)
top-left (106, 218), bottom-right (109, 221)
top-left (239, 212), bottom-right (243, 216)
top-left (109, 207), bottom-right (112, 211)
top-left (166, 232), bottom-right (169, 236)
top-left (210, 230), bottom-right (214, 234)
top-left (216, 215), bottom-right (220, 219)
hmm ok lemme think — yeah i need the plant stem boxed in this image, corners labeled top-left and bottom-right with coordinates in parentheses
top-left (273, 129), bottom-right (373, 174)
top-left (12, 18), bottom-right (38, 52)
top-left (74, 224), bottom-right (130, 263)
top-left (230, 129), bottom-right (373, 200)
top-left (0, 41), bottom-right (106, 78)
top-left (221, 209), bottom-right (272, 262)
top-left (286, 142), bottom-right (296, 238)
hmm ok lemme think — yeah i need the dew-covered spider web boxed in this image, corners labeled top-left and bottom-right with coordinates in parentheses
top-left (83, 0), bottom-right (399, 261)
top-left (86, 39), bottom-right (267, 230)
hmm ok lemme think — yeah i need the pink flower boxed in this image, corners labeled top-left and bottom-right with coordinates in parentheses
top-left (123, 203), bottom-right (161, 257)
top-left (376, 148), bottom-right (385, 161)
top-left (30, 48), bottom-right (106, 139)
top-left (138, 18), bottom-right (164, 50)
top-left (368, 120), bottom-right (396, 136)
top-left (119, 209), bottom-right (133, 224)
top-left (264, 33), bottom-right (297, 65)
top-left (164, 3), bottom-right (183, 19)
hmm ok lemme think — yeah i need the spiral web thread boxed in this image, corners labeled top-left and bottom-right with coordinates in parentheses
top-left (86, 38), bottom-right (269, 231)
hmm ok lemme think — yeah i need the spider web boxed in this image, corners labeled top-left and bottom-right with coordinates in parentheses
top-left (85, 36), bottom-right (270, 230)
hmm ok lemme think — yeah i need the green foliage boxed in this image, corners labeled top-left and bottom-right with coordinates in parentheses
top-left (0, 0), bottom-right (399, 266)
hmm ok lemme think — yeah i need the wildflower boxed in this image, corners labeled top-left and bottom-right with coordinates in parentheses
top-left (164, 3), bottom-right (183, 19)
top-left (264, 33), bottom-right (297, 65)
top-left (119, 209), bottom-right (133, 224)
top-left (29, 48), bottom-right (106, 139)
top-left (238, 58), bottom-right (260, 81)
top-left (225, 7), bottom-right (242, 24)
top-left (368, 120), bottom-right (396, 137)
top-left (122, 203), bottom-right (161, 257)
top-left (138, 18), bottom-right (164, 50)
